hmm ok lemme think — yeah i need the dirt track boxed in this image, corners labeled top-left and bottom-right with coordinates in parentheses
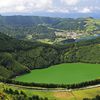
top-left (5, 83), bottom-right (100, 92)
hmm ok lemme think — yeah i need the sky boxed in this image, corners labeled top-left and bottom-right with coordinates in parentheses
top-left (0, 0), bottom-right (100, 15)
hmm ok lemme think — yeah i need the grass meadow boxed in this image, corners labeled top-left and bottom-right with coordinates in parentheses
top-left (15, 63), bottom-right (100, 84)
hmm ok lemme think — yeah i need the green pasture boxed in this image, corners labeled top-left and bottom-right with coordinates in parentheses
top-left (15, 63), bottom-right (100, 84)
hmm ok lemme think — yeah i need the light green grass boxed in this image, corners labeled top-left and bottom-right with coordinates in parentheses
top-left (15, 63), bottom-right (100, 84)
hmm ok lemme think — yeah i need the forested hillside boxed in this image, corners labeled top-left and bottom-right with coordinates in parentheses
top-left (0, 33), bottom-right (100, 79)
top-left (0, 15), bottom-right (100, 43)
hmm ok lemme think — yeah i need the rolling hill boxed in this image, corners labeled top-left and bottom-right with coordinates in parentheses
top-left (0, 32), bottom-right (100, 79)
top-left (0, 16), bottom-right (100, 43)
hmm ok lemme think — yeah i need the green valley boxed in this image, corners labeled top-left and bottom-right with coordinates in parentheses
top-left (0, 16), bottom-right (100, 44)
top-left (1, 32), bottom-right (100, 79)
top-left (0, 15), bottom-right (100, 100)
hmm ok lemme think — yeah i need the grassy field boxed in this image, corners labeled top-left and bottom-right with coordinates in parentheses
top-left (0, 83), bottom-right (100, 100)
top-left (15, 63), bottom-right (100, 84)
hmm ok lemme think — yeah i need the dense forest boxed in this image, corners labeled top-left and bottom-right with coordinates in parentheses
top-left (0, 32), bottom-right (100, 79)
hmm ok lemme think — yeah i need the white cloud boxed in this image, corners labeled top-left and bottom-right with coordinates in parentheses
top-left (95, 7), bottom-right (100, 10)
top-left (15, 6), bottom-right (25, 12)
top-left (48, 7), bottom-right (69, 13)
top-left (78, 7), bottom-right (92, 13)
top-left (0, 0), bottom-right (13, 7)
top-left (0, 0), bottom-right (99, 14)
top-left (61, 0), bottom-right (79, 5)
top-left (0, 0), bottom-right (53, 12)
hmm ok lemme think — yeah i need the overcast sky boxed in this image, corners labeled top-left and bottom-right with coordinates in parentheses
top-left (0, 0), bottom-right (100, 14)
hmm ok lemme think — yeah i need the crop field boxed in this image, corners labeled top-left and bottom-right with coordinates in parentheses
top-left (15, 63), bottom-right (100, 84)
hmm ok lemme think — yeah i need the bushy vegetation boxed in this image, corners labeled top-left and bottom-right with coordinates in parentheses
top-left (0, 82), bottom-right (100, 100)
top-left (3, 88), bottom-right (48, 100)
top-left (1, 33), bottom-right (100, 79)
top-left (0, 78), bottom-right (100, 89)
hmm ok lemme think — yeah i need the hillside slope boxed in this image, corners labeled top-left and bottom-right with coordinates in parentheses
top-left (0, 16), bottom-right (100, 41)
top-left (0, 33), bottom-right (100, 78)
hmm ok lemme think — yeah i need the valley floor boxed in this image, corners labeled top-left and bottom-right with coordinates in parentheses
top-left (0, 83), bottom-right (100, 100)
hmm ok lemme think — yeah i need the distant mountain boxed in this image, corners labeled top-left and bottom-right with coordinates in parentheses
top-left (0, 15), bottom-right (99, 38)
top-left (1, 12), bottom-right (100, 18)
top-left (0, 15), bottom-right (99, 44)
top-left (31, 12), bottom-right (100, 19)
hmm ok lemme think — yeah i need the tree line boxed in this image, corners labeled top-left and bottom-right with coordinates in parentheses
top-left (0, 78), bottom-right (100, 89)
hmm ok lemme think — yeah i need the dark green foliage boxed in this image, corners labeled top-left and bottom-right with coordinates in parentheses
top-left (20, 91), bottom-right (27, 97)
top-left (3, 88), bottom-right (48, 100)
top-left (0, 16), bottom-right (61, 39)
top-left (0, 32), bottom-right (43, 52)
top-left (0, 52), bottom-right (30, 78)
top-left (53, 18), bottom-right (86, 31)
top-left (0, 65), bottom-right (13, 78)
top-left (1, 78), bottom-right (100, 89)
